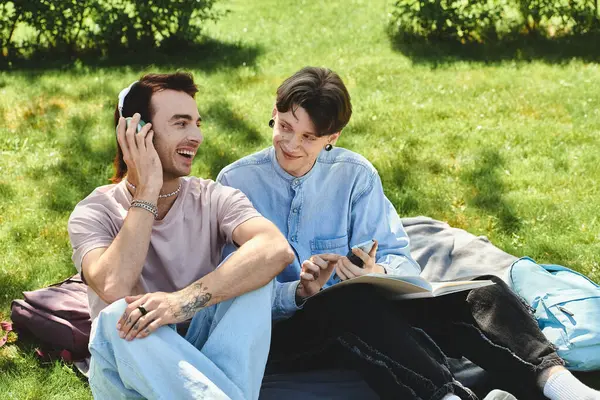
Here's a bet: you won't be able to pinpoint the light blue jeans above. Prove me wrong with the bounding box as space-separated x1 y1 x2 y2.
88 280 274 400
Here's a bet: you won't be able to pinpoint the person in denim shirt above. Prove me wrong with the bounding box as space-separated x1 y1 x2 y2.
220 124 420 321
218 67 600 400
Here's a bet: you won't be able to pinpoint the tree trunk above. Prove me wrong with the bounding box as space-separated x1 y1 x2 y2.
7 13 21 48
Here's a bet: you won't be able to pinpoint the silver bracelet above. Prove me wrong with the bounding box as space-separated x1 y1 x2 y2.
130 200 158 219
132 199 157 208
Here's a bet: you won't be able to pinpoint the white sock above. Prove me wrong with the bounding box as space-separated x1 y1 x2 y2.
441 395 461 400
543 369 600 400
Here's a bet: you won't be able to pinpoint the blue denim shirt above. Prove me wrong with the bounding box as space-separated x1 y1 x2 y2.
217 147 421 320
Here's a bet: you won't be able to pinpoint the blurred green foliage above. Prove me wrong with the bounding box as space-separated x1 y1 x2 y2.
389 0 600 43
0 0 222 59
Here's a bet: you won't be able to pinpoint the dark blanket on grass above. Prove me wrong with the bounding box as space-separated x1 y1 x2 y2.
261 216 519 399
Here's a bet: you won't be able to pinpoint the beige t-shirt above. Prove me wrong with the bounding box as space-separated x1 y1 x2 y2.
67 177 261 319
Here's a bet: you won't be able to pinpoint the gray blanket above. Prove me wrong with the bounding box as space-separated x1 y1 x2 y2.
403 216 517 283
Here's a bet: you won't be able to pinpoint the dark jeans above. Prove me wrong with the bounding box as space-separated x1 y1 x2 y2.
267 276 564 400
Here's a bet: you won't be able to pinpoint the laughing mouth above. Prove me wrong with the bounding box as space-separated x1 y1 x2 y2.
177 149 196 159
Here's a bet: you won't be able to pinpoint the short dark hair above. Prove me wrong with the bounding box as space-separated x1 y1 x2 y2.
111 72 198 183
276 67 352 137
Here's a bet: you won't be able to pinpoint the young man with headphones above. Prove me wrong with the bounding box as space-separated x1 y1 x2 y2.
67 72 294 399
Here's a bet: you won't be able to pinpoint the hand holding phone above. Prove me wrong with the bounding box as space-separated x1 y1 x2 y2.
346 239 376 268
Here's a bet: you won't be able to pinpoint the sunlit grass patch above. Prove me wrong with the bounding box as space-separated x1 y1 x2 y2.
1 0 599 395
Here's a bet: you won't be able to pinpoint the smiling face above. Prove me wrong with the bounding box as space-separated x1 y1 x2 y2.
272 106 339 177
149 89 203 180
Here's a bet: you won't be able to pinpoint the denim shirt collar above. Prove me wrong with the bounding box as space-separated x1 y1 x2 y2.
269 146 321 185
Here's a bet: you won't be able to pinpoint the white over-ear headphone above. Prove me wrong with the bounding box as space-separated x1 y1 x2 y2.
117 81 146 133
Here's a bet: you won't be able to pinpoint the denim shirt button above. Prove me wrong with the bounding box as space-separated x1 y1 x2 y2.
293 179 300 186
293 208 298 213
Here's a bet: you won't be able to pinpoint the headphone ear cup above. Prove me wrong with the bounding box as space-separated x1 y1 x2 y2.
137 119 146 133
125 117 146 133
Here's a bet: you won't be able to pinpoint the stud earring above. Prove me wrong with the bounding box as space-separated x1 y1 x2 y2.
325 144 333 151
268 119 275 128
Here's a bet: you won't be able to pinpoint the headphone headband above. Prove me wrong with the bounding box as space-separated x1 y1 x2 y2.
117 81 138 118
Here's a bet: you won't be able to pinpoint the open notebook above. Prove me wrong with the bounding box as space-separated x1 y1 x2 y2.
313 273 494 300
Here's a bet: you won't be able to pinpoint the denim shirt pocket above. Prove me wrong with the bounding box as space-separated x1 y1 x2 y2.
310 234 349 255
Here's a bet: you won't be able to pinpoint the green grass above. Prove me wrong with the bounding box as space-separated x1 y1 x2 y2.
1 0 600 397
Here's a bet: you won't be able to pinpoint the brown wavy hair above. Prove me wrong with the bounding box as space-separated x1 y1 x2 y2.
276 67 352 137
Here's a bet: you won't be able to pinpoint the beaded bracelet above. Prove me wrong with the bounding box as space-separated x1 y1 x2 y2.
131 200 158 219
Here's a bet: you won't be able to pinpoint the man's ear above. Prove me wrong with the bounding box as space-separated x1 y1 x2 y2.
329 132 341 145
272 107 277 118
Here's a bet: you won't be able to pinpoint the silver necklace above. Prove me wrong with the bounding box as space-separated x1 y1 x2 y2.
126 179 182 199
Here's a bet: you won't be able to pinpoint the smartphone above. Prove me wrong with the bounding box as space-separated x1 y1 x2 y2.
125 117 146 133
346 239 376 268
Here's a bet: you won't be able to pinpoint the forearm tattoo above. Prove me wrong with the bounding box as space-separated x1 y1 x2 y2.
172 281 212 320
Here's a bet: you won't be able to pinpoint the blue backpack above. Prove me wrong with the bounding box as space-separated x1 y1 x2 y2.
509 257 600 371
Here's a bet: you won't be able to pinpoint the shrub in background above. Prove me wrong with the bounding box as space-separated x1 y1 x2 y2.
0 0 221 60
389 0 519 43
519 0 599 35
91 0 221 50
389 0 599 43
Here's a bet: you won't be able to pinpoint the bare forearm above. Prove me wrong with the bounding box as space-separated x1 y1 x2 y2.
170 234 293 320
86 192 158 302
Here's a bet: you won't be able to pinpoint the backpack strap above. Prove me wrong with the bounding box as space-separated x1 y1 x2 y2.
540 264 600 288
49 273 84 287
